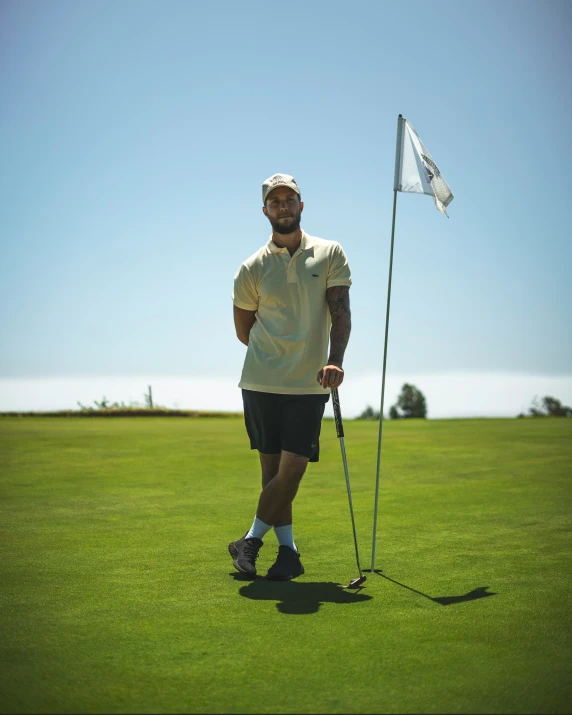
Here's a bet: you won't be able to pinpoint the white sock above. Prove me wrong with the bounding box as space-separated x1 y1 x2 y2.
246 516 272 541
274 524 297 552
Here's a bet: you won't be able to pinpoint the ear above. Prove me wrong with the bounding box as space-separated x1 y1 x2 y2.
299 201 304 213
262 206 268 216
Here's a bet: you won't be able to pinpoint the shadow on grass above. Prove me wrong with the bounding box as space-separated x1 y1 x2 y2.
368 570 497 605
231 574 372 614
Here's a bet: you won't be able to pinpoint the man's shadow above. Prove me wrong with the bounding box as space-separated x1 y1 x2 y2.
369 570 497 605
232 574 372 614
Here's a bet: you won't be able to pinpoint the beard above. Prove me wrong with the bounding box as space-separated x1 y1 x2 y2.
268 211 302 235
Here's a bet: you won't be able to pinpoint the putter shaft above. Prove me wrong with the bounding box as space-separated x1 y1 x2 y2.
332 388 365 583
338 434 363 576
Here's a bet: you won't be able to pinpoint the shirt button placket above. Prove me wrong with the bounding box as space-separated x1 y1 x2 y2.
287 253 298 284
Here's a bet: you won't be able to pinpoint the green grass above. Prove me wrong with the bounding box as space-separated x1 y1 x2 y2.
1 416 571 714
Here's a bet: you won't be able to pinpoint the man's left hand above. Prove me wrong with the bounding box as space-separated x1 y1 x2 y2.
317 364 344 389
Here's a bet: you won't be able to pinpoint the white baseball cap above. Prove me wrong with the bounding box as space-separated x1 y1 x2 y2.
262 173 301 203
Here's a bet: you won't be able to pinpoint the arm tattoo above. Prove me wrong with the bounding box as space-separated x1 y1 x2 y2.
326 286 351 367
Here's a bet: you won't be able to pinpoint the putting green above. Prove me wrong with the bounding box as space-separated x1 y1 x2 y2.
0 416 570 714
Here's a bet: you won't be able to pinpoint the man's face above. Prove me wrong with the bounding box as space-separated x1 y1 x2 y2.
262 187 304 234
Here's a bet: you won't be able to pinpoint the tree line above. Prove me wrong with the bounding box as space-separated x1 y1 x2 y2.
357 383 427 420
357 384 572 420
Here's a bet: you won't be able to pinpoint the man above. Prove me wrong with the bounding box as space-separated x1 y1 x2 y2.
229 173 352 580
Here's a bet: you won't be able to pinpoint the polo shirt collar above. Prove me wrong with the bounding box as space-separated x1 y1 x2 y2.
267 231 311 254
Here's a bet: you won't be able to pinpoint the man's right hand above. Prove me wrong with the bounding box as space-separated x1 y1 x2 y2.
317 364 344 389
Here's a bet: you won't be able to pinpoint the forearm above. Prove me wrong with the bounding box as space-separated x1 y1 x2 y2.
234 306 257 346
237 323 255 346
326 286 351 367
318 286 351 389
328 312 351 366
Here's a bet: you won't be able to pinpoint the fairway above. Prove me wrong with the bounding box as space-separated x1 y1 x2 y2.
1 416 571 714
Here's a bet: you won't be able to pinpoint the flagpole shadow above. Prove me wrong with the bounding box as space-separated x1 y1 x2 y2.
364 569 497 605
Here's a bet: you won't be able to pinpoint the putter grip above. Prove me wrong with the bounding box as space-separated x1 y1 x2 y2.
332 388 344 438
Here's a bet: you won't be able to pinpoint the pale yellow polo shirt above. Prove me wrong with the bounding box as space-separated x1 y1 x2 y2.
233 231 352 394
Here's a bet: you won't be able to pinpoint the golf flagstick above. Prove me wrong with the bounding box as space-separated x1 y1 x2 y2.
371 114 454 573
331 387 366 588
370 175 398 573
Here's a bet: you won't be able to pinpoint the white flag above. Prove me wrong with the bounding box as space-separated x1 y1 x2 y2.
395 117 454 216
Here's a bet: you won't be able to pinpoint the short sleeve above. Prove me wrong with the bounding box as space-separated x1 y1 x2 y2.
326 243 352 289
232 264 259 311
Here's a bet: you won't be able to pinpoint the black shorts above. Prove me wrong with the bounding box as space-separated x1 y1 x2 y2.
242 390 330 462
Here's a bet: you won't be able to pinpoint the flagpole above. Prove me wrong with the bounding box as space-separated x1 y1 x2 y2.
370 114 404 573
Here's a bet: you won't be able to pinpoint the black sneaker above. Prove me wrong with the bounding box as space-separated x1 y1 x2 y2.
228 535 263 577
265 545 304 581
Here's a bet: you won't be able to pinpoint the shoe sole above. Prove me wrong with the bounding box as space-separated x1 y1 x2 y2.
228 541 256 577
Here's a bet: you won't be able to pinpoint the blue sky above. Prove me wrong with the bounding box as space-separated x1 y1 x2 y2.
1 0 571 416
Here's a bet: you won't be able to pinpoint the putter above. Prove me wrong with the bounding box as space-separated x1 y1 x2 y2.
331 387 366 589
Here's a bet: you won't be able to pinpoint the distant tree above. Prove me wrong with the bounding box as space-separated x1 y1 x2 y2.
390 383 427 419
77 401 94 412
526 395 571 418
356 405 380 420
76 393 165 412
144 385 154 409
77 397 128 411
542 396 571 417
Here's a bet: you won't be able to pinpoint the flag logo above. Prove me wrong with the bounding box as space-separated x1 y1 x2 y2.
395 118 453 215
421 154 441 184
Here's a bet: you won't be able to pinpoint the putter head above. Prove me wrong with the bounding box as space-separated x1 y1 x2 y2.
344 575 367 589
